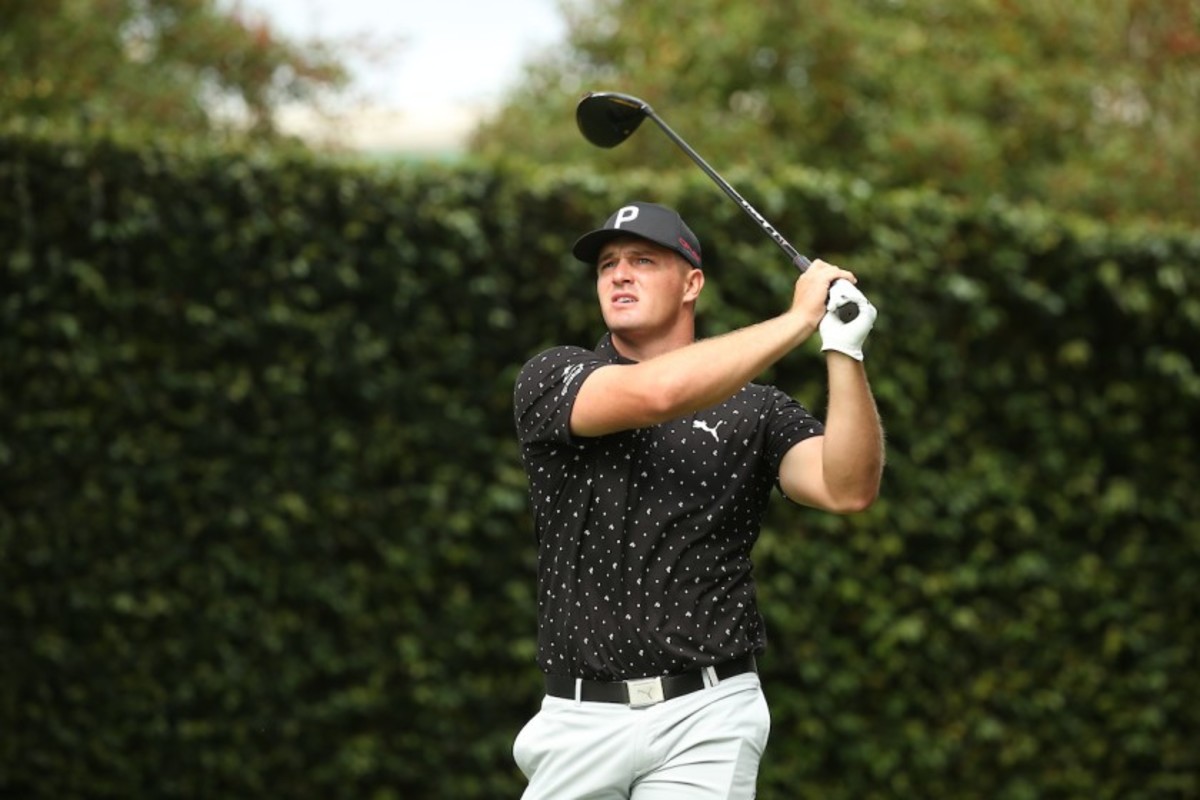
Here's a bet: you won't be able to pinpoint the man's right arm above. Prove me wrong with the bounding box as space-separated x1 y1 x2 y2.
570 260 853 438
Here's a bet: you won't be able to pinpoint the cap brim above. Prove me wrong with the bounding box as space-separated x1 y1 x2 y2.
572 229 701 268
572 228 649 265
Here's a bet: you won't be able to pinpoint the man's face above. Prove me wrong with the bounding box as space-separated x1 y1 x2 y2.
595 236 702 339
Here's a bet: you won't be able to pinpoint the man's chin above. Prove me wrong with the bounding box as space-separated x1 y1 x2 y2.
601 311 642 332
605 319 669 344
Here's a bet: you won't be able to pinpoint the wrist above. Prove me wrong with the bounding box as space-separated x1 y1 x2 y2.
821 342 865 362
781 308 820 347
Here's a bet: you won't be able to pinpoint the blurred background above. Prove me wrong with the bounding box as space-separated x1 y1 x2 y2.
4 0 1198 219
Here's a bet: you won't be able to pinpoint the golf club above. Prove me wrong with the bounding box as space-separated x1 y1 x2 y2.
576 91 859 323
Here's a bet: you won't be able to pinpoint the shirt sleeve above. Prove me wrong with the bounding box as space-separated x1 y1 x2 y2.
513 345 609 448
761 386 825 477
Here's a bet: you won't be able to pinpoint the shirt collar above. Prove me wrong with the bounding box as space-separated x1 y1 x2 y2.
595 332 637 365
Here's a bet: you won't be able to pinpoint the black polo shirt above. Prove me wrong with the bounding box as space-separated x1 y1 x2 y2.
513 333 824 681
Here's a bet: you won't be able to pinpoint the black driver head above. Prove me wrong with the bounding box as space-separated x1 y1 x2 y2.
576 92 650 148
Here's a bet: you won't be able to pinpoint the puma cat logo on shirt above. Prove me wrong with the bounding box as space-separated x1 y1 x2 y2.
692 419 725 442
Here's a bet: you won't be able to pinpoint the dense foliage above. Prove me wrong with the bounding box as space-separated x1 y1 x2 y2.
0 0 347 139
2 131 1198 798
475 0 1200 224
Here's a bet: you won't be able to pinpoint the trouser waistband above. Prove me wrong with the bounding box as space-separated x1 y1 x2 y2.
544 655 757 708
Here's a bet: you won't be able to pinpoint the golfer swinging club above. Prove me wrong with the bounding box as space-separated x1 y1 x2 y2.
512 201 884 798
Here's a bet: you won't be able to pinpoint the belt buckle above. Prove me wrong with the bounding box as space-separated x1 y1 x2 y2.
625 676 665 708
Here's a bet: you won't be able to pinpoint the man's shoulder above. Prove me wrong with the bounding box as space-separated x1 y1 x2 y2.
522 343 594 364
518 344 599 379
733 381 793 407
513 343 611 413
722 382 821 430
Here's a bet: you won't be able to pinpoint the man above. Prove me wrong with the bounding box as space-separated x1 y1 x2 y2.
511 201 883 798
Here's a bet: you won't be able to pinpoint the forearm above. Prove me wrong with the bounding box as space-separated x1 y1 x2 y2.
572 310 817 437
572 259 857 438
637 310 817 421
821 353 884 508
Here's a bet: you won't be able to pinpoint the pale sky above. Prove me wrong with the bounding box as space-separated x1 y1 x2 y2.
235 0 568 152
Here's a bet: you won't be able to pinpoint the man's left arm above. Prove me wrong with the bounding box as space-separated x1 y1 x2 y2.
779 283 884 513
780 355 884 513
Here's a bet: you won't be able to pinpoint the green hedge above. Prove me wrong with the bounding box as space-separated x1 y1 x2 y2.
2 132 1198 799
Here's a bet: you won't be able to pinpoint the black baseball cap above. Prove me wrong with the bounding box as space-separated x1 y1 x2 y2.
572 201 703 269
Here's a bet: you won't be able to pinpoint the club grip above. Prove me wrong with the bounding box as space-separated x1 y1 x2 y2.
835 299 860 323
793 256 861 322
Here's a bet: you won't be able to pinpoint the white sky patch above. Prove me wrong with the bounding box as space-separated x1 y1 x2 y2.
235 0 566 152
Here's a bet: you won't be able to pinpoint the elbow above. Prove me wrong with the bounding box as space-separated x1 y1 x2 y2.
827 485 880 515
825 453 884 515
830 496 878 515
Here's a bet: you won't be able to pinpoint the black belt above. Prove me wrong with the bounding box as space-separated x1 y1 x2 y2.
544 655 757 708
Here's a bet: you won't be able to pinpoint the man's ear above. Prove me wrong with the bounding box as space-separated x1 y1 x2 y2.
683 267 704 303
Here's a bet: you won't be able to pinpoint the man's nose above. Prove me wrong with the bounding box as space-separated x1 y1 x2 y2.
610 258 633 281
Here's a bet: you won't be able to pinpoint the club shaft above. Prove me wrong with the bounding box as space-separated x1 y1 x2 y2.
622 95 858 323
642 107 810 272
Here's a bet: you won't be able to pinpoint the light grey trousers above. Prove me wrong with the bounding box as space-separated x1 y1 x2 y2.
513 672 770 799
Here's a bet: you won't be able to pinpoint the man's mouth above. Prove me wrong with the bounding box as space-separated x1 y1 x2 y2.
613 293 637 305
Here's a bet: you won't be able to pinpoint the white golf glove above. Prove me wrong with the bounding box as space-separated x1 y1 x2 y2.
819 279 877 361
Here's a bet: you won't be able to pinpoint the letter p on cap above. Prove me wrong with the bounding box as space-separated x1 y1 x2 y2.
613 206 639 228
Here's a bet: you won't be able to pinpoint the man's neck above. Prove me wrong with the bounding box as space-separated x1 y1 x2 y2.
609 325 696 362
